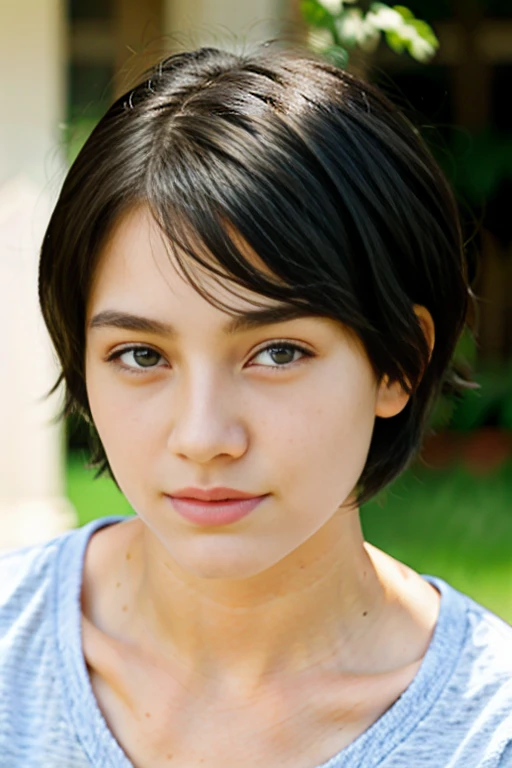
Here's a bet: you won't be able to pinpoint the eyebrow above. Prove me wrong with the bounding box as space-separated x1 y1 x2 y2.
87 304 312 337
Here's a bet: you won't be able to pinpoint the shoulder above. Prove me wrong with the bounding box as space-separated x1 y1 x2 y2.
415 579 512 765
0 532 68 631
0 527 87 687
460 589 512 689
0 519 127 765
376 578 512 767
458 589 512 753
0 531 74 760
0 517 128 641
425 576 512 682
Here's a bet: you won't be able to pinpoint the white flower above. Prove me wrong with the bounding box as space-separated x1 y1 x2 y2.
358 20 381 52
317 0 343 14
366 7 404 32
336 9 380 51
393 23 436 61
366 5 437 61
409 34 435 61
335 8 363 43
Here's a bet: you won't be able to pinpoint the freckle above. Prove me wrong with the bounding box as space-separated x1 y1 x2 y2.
362 611 368 617
122 605 128 612
166 755 173 761
126 552 132 561
116 582 121 588
145 712 151 718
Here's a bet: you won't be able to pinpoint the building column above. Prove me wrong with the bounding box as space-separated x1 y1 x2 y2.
0 0 77 549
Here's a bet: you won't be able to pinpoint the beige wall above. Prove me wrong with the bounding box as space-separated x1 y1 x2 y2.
0 0 66 188
0 0 76 547
164 0 286 50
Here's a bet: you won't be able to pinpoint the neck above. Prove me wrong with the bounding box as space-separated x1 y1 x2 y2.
125 509 390 688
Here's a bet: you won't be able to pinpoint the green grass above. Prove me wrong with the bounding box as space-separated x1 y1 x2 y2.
67 452 134 525
361 462 512 621
66 451 512 622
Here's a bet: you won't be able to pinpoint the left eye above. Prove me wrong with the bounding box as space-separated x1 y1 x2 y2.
250 343 311 368
108 347 166 371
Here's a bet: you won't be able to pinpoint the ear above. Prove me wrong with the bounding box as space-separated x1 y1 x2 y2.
414 305 435 361
374 375 411 419
375 305 435 419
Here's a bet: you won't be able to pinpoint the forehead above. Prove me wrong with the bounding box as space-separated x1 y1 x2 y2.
87 205 278 318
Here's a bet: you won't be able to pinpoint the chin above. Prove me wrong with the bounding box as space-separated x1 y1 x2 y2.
167 538 278 581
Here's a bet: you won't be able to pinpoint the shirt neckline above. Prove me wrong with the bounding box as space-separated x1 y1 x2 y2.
54 516 469 768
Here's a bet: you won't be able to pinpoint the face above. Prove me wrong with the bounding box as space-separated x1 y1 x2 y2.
85 206 405 580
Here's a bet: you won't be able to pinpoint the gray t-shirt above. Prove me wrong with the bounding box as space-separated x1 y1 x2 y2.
1 516 511 767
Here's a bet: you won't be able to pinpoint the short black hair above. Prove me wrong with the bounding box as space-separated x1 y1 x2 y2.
39 42 472 505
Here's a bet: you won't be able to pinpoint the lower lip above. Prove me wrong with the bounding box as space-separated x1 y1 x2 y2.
167 495 268 526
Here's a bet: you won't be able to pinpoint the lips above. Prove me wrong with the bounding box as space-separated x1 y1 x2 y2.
166 493 269 526
170 487 262 502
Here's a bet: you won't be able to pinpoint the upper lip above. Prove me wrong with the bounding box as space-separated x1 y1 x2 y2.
170 487 264 501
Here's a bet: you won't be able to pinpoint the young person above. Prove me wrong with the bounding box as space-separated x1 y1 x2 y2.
1 43 511 767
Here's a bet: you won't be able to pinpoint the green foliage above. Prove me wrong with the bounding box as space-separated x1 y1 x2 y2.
301 0 439 66
450 129 512 205
450 362 512 431
300 0 336 28
430 326 479 432
362 460 512 621
394 5 413 20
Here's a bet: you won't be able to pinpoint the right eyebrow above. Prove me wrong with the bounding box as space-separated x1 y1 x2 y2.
87 304 312 338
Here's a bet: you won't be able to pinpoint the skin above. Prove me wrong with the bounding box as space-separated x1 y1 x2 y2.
82 205 439 767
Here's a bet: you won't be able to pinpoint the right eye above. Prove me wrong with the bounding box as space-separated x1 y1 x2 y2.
107 346 167 374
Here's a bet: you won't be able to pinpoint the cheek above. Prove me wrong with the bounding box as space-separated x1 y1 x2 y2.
85 362 161 477
275 369 377 506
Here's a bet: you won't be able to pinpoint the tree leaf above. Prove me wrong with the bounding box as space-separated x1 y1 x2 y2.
393 5 415 21
385 29 406 54
409 18 439 49
300 0 334 28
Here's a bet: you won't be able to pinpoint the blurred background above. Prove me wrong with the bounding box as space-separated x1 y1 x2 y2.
1 0 511 620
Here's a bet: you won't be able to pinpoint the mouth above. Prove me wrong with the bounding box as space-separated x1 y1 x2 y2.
166 494 269 527
170 486 264 502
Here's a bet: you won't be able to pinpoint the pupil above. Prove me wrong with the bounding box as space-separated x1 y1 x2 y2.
134 349 159 367
271 347 293 364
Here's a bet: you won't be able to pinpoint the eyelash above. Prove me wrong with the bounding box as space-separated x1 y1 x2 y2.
105 341 314 377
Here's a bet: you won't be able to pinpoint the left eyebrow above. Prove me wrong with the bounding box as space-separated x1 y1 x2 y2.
87 304 313 337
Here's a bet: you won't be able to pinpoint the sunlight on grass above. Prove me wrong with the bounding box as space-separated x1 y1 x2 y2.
66 452 133 525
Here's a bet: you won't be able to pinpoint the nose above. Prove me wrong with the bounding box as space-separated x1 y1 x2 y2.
166 367 248 464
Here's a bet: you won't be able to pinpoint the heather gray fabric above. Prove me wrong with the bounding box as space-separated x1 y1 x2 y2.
1 516 511 767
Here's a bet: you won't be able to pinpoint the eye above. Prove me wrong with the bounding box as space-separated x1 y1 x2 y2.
106 345 166 374
249 342 313 370
106 341 314 376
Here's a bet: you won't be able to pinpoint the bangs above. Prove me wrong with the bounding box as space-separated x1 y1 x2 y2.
144 109 368 332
